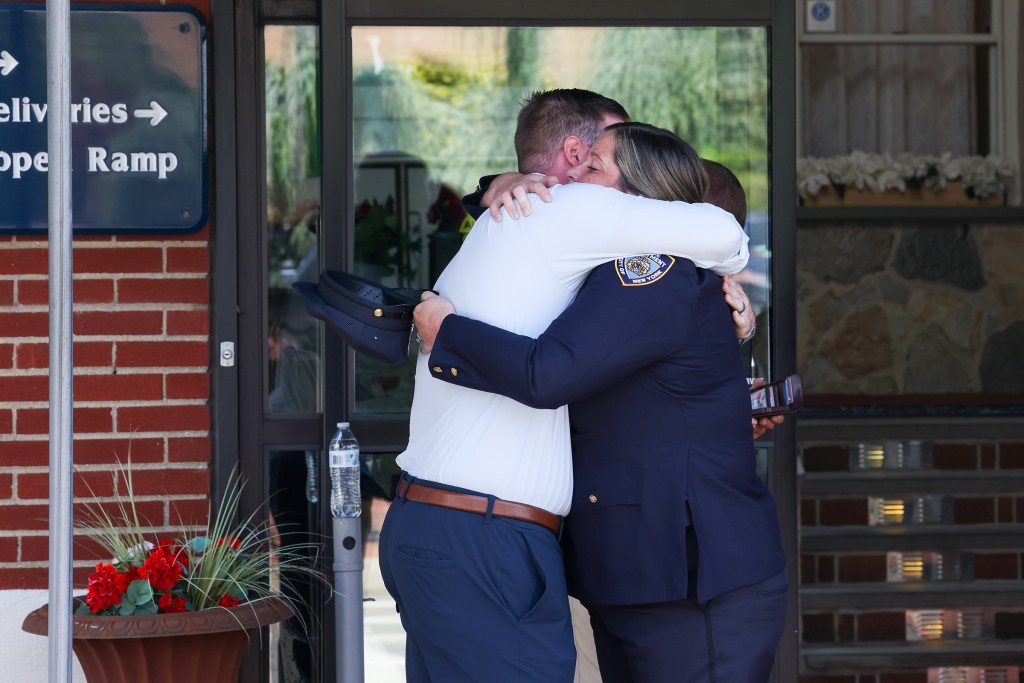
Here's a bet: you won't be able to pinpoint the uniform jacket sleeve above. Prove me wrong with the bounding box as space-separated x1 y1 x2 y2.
426 260 697 409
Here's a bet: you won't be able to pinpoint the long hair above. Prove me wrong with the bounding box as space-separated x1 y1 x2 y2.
605 122 708 204
514 89 629 172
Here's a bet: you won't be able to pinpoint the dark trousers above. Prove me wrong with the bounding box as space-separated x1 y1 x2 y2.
378 474 576 683
584 527 787 683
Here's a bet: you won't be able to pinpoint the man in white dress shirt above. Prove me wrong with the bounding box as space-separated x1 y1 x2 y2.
377 90 749 683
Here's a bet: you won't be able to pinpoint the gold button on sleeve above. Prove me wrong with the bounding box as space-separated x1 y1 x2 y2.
451 368 458 377
432 366 442 373
374 308 383 317
588 494 597 504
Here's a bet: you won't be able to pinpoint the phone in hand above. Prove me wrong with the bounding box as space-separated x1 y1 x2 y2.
751 374 803 417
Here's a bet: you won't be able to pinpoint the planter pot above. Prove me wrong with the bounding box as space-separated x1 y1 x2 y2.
22 598 292 683
802 180 1005 207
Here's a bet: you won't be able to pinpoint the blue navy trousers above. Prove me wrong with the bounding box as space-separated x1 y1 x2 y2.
378 475 576 683
583 526 788 683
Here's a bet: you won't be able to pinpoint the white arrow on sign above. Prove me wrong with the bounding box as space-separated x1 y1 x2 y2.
0 50 18 76
133 101 168 127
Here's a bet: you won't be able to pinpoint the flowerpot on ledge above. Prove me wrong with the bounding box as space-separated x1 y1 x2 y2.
801 180 1005 207
22 597 292 683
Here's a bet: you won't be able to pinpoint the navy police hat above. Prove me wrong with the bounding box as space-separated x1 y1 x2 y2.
292 269 431 364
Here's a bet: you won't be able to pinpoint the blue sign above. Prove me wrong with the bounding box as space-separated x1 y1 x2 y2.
0 6 206 233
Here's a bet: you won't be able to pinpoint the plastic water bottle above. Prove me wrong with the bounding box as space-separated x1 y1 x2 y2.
329 422 361 517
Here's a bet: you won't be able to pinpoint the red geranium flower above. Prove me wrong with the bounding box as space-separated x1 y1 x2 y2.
157 539 189 571
217 595 241 608
137 546 184 591
215 537 242 550
85 563 131 614
157 592 188 614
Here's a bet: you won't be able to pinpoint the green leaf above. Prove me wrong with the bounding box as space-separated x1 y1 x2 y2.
134 599 158 615
125 579 154 607
74 602 93 616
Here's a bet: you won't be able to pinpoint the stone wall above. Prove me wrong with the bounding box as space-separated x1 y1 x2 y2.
796 224 1024 396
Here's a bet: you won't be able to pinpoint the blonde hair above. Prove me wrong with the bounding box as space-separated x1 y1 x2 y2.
605 122 708 204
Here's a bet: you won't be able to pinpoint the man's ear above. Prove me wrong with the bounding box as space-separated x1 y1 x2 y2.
562 135 585 165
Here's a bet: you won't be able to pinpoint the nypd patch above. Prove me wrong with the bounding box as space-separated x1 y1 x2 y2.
615 254 675 286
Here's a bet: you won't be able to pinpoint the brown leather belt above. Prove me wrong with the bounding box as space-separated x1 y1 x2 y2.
397 479 562 536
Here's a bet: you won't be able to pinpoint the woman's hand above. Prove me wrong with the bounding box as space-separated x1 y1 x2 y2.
723 275 755 342
413 291 456 354
482 172 559 222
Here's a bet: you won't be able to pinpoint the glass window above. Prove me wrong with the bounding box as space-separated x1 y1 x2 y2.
265 25 322 415
352 25 773 412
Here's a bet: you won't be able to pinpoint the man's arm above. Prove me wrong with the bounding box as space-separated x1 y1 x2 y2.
421 262 695 410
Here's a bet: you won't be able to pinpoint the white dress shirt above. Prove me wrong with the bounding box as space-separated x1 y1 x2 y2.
397 182 749 515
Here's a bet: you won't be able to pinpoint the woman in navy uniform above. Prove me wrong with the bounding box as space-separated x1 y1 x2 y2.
416 123 787 682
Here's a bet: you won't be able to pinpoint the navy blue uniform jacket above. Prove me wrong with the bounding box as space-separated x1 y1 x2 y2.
427 256 785 606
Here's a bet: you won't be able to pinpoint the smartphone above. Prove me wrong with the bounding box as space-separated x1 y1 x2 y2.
750 374 804 417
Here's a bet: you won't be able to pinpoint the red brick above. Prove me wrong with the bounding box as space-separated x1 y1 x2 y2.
0 343 12 369
18 341 112 368
21 535 49 562
75 247 163 273
18 406 113 434
166 309 209 335
166 247 210 273
0 439 46 466
1001 443 1024 469
880 674 927 683
838 555 887 582
974 552 1019 580
120 467 209 497
0 473 12 498
857 611 905 641
119 278 209 305
801 499 818 526
74 436 164 465
837 614 855 641
0 409 12 434
118 405 209 433
132 224 210 242
168 436 211 463
169 497 210 527
71 534 112 563
933 443 978 470
818 498 867 526
74 310 163 336
954 497 996 524
0 311 48 337
18 278 115 305
817 555 836 583
997 496 1014 523
0 566 48 589
166 372 209 400
117 341 209 368
800 445 849 472
980 444 997 469
75 374 164 402
0 248 47 275
72 565 94 588
0 374 48 401
18 470 116 500
0 504 50 530
74 500 165 528
0 279 12 305
802 613 835 643
0 537 16 562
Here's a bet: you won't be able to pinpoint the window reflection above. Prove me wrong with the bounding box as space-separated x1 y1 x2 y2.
266 25 322 415
352 26 772 412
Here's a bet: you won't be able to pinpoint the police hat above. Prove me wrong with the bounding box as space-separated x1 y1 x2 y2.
292 269 430 364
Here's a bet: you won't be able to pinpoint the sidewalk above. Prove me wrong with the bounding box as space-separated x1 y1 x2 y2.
363 552 405 682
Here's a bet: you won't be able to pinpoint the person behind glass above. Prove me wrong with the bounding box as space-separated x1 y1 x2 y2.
415 128 789 683
377 90 752 683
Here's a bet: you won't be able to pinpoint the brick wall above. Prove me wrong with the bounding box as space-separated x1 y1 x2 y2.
0 231 212 589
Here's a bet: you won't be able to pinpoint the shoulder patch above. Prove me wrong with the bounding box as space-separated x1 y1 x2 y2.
615 254 676 287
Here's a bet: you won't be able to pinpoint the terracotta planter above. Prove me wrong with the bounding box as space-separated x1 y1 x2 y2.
22 598 292 683
802 180 1004 207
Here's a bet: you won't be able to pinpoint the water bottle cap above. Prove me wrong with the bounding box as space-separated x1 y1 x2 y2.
336 422 349 429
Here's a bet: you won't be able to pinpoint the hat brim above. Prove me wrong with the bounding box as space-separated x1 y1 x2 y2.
292 281 414 365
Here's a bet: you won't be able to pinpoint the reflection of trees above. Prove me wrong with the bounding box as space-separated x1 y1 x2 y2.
588 27 769 209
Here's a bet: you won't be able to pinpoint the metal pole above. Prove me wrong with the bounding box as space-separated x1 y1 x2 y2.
45 0 74 681
332 516 364 683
